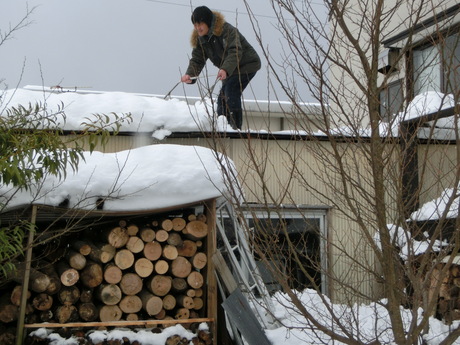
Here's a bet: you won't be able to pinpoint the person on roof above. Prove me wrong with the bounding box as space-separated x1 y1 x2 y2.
181 6 261 130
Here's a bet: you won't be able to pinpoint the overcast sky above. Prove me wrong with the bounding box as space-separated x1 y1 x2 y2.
1 1 324 102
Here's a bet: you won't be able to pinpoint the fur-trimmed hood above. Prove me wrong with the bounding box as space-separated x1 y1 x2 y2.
190 11 225 48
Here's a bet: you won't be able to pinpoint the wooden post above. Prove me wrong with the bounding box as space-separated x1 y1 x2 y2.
16 205 38 345
205 199 218 345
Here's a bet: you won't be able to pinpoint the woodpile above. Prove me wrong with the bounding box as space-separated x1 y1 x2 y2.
0 214 210 338
430 263 460 323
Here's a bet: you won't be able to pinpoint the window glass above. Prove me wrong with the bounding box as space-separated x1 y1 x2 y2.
379 80 403 121
413 45 442 94
443 34 460 94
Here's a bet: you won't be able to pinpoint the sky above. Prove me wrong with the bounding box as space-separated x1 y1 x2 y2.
0 0 325 102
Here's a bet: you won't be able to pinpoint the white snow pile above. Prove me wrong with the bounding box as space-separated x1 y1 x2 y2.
374 224 448 261
410 187 460 221
0 87 239 140
30 323 210 345
0 144 237 212
265 288 458 345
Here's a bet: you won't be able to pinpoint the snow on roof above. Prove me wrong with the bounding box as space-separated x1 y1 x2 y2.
0 144 236 212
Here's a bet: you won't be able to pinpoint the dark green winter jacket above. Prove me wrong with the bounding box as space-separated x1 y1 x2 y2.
185 11 261 78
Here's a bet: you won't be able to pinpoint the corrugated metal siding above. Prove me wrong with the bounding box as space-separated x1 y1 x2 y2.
88 135 454 303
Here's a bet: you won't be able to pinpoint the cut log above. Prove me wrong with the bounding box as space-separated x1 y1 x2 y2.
167 232 184 247
143 241 162 261
162 294 176 311
126 236 145 253
162 245 179 261
155 230 169 242
451 265 460 277
171 256 192 278
126 313 139 321
80 288 94 303
174 307 190 320
193 297 204 310
97 284 122 306
186 289 196 298
183 220 208 240
191 252 207 270
114 249 135 270
119 295 142 314
57 261 79 287
88 242 116 264
134 258 154 278
0 296 18 323
39 263 61 295
65 250 87 270
187 214 197 221
176 240 198 258
58 285 80 305
103 263 123 284
119 273 143 296
154 260 169 275
147 275 172 297
197 214 207 223
104 226 129 248
10 285 30 306
99 305 122 322
177 295 194 309
161 219 174 232
32 293 53 311
55 305 79 323
80 261 103 288
172 278 188 292
139 228 156 242
71 241 92 256
187 271 204 289
78 302 98 322
194 288 203 298
139 290 163 316
118 219 128 228
154 308 167 320
39 310 54 322
126 224 139 236
11 264 50 293
172 218 186 231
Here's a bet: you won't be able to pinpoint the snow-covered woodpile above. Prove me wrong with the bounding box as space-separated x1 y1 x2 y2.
0 211 214 345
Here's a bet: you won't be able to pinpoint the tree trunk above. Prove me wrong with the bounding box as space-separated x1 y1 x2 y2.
114 249 135 270
126 236 144 253
58 286 80 305
134 258 154 278
97 284 122 306
119 273 142 296
78 302 98 321
183 220 208 240
104 226 129 249
147 275 172 297
80 261 103 288
139 290 163 316
88 242 116 264
32 293 53 311
103 263 122 284
65 250 87 270
98 305 122 322
171 256 192 278
143 241 162 261
118 295 142 314
139 228 156 242
57 261 79 287
71 241 92 256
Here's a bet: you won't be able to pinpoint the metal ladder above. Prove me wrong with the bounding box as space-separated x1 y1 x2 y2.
215 201 278 329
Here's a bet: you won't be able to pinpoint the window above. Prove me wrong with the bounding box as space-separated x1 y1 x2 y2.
412 32 460 96
379 80 404 121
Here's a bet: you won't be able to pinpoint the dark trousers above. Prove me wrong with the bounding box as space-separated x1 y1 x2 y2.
217 72 256 129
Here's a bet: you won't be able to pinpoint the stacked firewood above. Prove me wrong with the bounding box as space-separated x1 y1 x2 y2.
432 263 460 323
0 214 209 330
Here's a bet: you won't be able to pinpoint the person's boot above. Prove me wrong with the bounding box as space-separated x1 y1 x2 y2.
229 110 242 130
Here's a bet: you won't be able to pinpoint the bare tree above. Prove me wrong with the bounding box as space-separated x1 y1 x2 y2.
196 1 460 344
